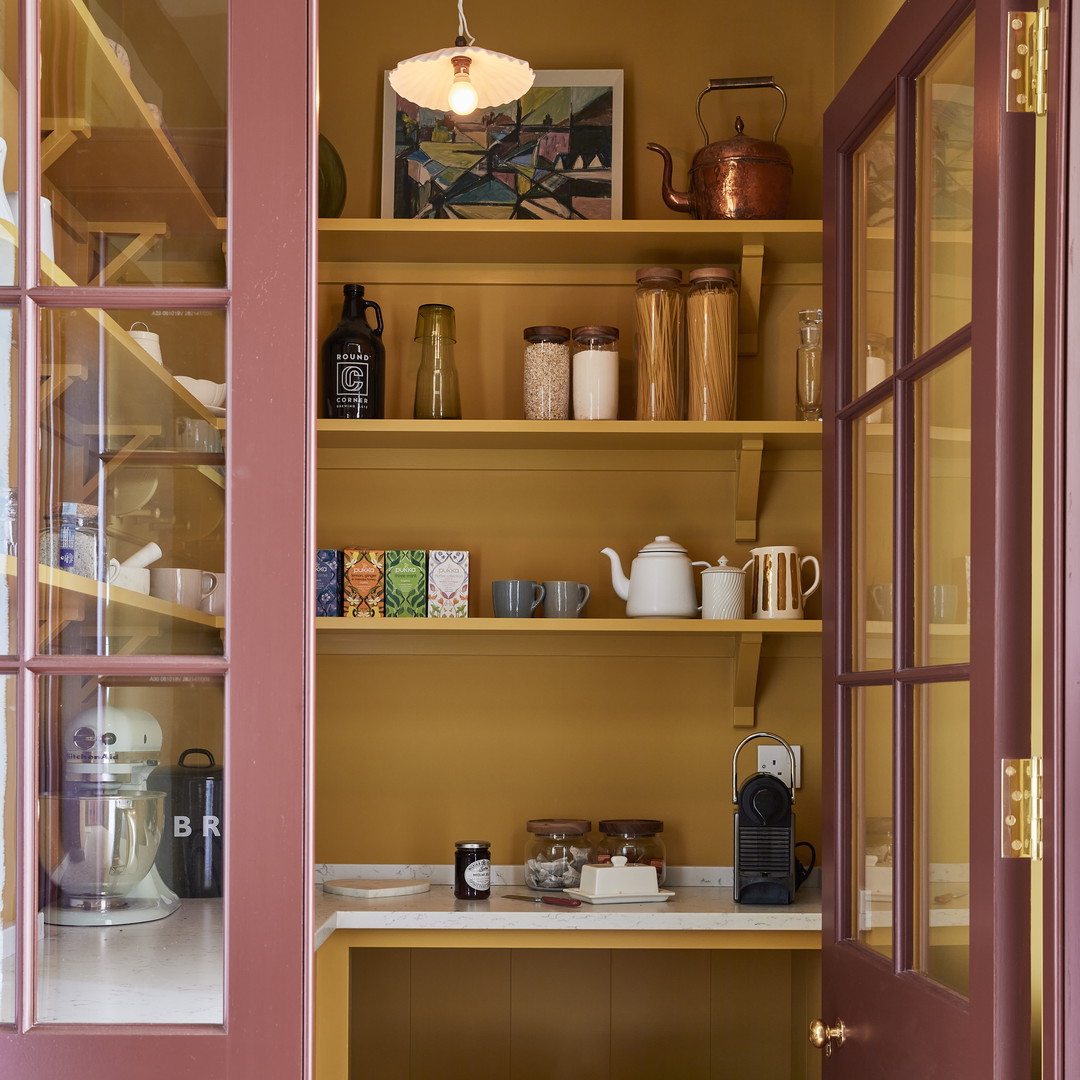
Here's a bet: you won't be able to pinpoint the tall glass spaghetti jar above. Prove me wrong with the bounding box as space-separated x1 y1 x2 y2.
686 267 738 420
633 267 685 420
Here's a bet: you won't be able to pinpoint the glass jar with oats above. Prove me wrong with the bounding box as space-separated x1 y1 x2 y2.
523 325 571 419
687 267 738 420
634 267 685 420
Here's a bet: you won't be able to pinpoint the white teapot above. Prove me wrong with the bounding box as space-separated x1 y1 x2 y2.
601 535 710 618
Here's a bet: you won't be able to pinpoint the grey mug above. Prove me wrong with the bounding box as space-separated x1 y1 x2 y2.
492 579 544 618
542 580 590 618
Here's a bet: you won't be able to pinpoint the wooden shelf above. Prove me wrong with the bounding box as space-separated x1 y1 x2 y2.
316 617 821 636
317 419 820 452
2 557 224 653
318 218 823 267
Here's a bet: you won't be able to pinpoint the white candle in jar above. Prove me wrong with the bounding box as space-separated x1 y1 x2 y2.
573 349 619 419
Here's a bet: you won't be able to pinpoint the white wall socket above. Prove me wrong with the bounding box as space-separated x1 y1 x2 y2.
757 744 802 789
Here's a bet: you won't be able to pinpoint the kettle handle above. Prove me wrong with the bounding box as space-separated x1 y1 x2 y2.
696 77 788 147
179 747 216 768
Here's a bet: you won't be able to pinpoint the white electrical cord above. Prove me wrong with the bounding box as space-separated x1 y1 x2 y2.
456 0 475 44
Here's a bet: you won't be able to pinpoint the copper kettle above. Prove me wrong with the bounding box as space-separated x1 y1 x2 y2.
647 76 793 220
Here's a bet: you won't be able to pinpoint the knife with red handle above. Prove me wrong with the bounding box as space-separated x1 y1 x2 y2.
503 893 582 907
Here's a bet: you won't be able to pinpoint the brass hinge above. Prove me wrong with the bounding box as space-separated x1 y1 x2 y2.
1001 757 1043 860
1007 9 1049 115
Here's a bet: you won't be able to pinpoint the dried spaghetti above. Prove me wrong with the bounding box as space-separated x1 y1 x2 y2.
687 268 738 421
634 268 685 420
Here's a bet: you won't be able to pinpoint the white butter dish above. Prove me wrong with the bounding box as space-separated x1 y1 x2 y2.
578 855 663 897
322 878 430 899
563 887 675 905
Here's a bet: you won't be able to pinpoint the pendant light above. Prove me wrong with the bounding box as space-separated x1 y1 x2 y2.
388 0 534 117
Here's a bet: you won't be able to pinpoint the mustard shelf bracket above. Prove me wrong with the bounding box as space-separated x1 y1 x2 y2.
92 223 168 284
737 239 764 356
40 119 91 172
735 436 764 542
732 631 763 728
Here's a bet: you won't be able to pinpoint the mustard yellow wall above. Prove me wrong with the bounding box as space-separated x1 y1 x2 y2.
318 0 837 223
833 0 907 89
311 0 918 871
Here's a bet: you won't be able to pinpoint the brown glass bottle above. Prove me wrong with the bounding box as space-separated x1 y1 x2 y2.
322 284 386 419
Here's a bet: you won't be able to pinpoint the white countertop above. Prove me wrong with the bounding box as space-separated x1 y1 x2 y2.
313 885 823 950
0 900 223 1025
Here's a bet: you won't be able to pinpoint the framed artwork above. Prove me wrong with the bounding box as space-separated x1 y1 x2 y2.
381 69 624 220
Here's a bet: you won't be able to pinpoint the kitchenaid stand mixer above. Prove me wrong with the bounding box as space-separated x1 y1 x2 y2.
41 704 180 926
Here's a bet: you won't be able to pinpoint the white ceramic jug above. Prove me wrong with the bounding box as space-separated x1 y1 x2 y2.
742 545 820 620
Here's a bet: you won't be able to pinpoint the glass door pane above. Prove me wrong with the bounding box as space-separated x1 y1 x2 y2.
0 674 13 1025
1 0 19 287
913 349 971 666
852 407 895 670
38 307 225 656
852 110 896 398
39 0 227 286
913 680 970 996
914 15 974 355
852 683 894 959
35 674 224 1023
0 307 14 656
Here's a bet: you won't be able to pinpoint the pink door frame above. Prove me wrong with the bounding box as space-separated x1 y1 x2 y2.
0 0 315 1072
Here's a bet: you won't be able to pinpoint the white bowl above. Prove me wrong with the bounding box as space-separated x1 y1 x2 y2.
176 376 226 409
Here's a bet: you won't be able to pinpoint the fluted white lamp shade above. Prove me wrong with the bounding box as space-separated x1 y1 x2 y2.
389 44 535 112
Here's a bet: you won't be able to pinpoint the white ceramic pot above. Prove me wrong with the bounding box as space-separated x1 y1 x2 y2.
701 556 746 620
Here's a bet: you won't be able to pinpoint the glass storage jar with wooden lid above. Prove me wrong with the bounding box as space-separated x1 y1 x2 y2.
524 818 593 890
595 818 667 885
523 326 571 420
686 267 738 420
633 267 685 421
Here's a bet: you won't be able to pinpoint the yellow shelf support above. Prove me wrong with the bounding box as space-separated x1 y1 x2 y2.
737 239 765 356
735 436 764 542
732 631 764 728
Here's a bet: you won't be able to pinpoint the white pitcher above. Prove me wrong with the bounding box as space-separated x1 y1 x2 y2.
742 545 820 620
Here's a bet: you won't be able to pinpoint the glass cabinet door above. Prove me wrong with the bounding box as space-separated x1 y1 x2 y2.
33 0 229 1026
820 0 1035 1067
1 0 310 1067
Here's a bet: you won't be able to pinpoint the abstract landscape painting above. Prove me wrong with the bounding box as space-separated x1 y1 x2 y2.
381 70 623 220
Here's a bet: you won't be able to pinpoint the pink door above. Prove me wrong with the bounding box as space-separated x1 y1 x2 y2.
821 0 1038 1073
0 0 312 1073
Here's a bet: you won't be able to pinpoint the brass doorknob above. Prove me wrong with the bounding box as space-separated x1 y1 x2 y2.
809 1018 846 1056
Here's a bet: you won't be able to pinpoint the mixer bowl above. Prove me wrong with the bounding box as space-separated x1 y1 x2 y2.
40 792 165 908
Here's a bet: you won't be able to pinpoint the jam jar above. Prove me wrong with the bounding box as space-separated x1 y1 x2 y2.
454 840 491 899
595 819 667 885
524 819 592 890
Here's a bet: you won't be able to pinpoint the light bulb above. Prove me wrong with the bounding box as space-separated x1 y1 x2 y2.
448 71 478 115
446 54 478 115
